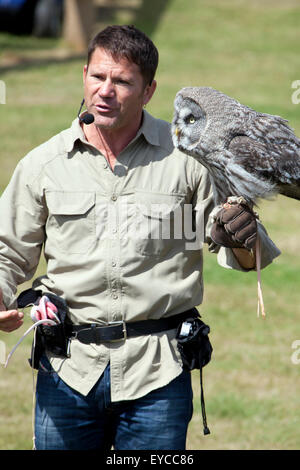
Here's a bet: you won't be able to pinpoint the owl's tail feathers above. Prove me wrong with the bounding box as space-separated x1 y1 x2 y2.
278 183 300 201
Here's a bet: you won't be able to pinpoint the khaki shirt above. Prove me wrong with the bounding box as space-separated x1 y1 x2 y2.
0 111 280 400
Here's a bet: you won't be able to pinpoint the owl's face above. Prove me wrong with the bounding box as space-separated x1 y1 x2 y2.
172 93 207 157
172 87 250 163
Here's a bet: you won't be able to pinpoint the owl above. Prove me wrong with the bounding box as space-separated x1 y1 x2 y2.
172 87 300 206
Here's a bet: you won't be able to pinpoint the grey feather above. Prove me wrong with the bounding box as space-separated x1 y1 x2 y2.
172 87 300 206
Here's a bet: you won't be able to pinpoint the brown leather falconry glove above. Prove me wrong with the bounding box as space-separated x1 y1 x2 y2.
211 201 258 251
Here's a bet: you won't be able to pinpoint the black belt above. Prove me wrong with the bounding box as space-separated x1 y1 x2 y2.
67 308 199 345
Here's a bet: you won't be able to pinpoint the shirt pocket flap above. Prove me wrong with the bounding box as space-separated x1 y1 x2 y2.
135 190 185 219
46 191 95 215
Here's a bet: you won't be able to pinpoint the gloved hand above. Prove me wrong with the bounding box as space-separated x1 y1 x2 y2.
211 201 258 250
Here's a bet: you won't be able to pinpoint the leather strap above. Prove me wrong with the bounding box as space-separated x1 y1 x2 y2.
67 308 199 345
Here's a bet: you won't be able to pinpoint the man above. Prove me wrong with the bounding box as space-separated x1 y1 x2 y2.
0 25 280 450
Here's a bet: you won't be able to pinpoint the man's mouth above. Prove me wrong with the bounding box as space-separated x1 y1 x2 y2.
95 103 115 113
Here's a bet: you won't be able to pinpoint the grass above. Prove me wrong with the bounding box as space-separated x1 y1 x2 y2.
0 0 300 450
0 32 60 58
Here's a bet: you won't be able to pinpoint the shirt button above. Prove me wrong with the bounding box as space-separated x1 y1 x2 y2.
111 261 116 267
111 194 117 201
112 294 118 300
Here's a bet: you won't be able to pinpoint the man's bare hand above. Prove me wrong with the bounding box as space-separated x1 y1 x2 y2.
0 288 23 332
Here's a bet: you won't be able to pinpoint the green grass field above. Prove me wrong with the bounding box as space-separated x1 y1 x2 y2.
0 0 300 450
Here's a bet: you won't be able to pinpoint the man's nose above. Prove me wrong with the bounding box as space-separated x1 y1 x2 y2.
99 79 115 98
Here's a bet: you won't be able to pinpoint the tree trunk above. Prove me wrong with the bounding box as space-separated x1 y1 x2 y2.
63 0 95 53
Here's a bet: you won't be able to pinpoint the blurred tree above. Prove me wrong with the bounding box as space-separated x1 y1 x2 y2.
63 0 95 52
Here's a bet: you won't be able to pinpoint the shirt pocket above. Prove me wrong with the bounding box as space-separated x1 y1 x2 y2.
134 190 186 257
46 191 96 254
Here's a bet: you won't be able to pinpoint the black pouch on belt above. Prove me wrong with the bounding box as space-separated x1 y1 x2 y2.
176 315 213 435
17 288 70 370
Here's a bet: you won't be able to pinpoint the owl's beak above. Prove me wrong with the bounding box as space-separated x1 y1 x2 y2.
175 127 180 138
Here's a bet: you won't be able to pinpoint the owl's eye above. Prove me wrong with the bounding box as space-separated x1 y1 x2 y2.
185 114 196 124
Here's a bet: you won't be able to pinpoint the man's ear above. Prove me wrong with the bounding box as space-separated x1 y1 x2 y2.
143 80 157 106
83 64 88 83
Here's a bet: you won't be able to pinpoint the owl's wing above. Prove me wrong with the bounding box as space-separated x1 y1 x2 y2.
228 135 300 201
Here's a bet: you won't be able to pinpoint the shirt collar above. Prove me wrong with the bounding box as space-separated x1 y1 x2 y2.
60 114 87 153
137 110 160 147
62 109 161 154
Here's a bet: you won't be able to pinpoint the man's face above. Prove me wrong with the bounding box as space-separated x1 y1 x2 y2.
83 48 156 132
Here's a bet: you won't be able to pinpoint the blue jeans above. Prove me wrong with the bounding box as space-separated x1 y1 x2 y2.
35 355 193 450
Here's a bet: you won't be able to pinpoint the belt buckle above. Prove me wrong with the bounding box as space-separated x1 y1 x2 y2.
107 320 127 342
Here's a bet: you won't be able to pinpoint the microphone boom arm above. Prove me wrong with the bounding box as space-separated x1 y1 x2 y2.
77 99 94 125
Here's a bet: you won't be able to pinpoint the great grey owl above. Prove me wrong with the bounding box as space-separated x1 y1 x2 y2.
172 87 300 206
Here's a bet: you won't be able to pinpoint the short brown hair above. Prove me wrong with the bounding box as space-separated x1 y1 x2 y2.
87 25 159 86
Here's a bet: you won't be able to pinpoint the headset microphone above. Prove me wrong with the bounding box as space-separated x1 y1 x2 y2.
77 99 95 125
